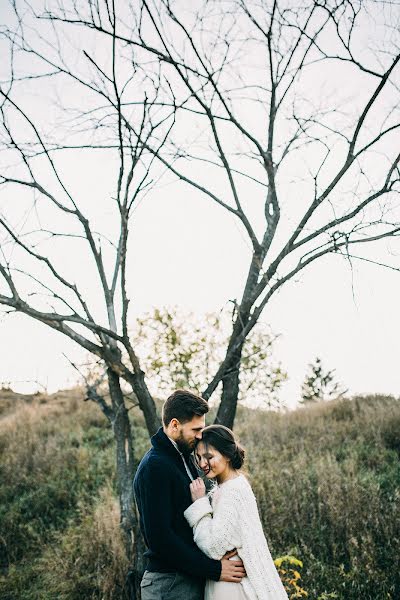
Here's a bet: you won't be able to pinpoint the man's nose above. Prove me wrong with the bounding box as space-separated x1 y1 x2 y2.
195 431 202 440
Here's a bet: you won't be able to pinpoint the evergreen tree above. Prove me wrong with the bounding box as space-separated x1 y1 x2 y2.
301 357 347 404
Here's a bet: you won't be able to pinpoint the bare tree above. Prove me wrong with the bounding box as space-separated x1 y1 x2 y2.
0 1 170 591
0 0 400 587
35 0 400 427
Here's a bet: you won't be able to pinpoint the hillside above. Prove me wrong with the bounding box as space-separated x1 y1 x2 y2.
0 389 399 599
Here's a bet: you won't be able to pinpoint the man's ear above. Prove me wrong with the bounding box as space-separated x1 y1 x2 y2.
169 417 180 431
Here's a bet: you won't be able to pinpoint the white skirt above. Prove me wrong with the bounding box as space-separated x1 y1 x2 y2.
205 555 251 600
205 579 249 600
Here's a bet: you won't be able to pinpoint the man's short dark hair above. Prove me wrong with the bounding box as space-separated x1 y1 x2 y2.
162 389 209 426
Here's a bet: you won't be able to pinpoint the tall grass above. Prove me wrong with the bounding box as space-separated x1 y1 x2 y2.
237 395 400 599
0 390 399 599
0 390 127 599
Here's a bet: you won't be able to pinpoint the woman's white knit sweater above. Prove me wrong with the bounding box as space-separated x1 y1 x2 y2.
184 474 289 600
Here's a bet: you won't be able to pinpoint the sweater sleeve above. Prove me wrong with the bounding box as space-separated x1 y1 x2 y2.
135 459 221 581
184 488 242 560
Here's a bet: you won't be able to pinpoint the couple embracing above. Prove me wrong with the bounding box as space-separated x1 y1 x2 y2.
134 390 289 600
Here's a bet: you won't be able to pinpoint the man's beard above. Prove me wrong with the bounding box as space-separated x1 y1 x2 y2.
175 432 195 455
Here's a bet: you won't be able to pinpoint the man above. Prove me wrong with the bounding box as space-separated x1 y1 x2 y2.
134 389 246 599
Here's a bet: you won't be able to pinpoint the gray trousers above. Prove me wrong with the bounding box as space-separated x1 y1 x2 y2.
140 570 204 600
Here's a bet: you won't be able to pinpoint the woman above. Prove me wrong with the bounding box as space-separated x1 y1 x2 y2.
184 425 289 600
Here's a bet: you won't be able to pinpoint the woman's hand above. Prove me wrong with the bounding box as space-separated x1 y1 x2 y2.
190 477 206 502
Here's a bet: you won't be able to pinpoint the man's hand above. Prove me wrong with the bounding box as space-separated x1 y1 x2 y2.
220 550 246 583
189 477 206 502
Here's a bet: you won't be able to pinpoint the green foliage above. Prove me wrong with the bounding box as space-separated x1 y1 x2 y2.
381 412 400 455
301 357 347 404
132 306 287 409
2 488 129 600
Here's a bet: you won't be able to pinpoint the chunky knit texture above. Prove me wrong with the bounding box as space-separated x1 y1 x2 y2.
184 474 289 600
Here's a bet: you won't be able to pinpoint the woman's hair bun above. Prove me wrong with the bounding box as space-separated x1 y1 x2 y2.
231 443 245 469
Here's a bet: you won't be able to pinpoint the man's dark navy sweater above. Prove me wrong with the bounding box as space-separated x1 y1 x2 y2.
133 428 221 581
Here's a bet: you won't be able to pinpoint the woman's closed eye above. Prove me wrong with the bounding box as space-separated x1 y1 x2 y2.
197 453 214 461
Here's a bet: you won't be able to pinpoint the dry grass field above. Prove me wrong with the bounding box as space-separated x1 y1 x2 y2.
0 388 399 599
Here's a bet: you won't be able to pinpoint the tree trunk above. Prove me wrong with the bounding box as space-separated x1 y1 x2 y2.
107 368 143 599
132 517 147 598
215 344 243 429
127 370 161 436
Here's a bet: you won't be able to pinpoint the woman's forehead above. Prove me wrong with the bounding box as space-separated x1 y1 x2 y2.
197 441 215 454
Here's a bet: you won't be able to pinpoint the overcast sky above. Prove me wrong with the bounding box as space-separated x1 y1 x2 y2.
1 174 399 408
